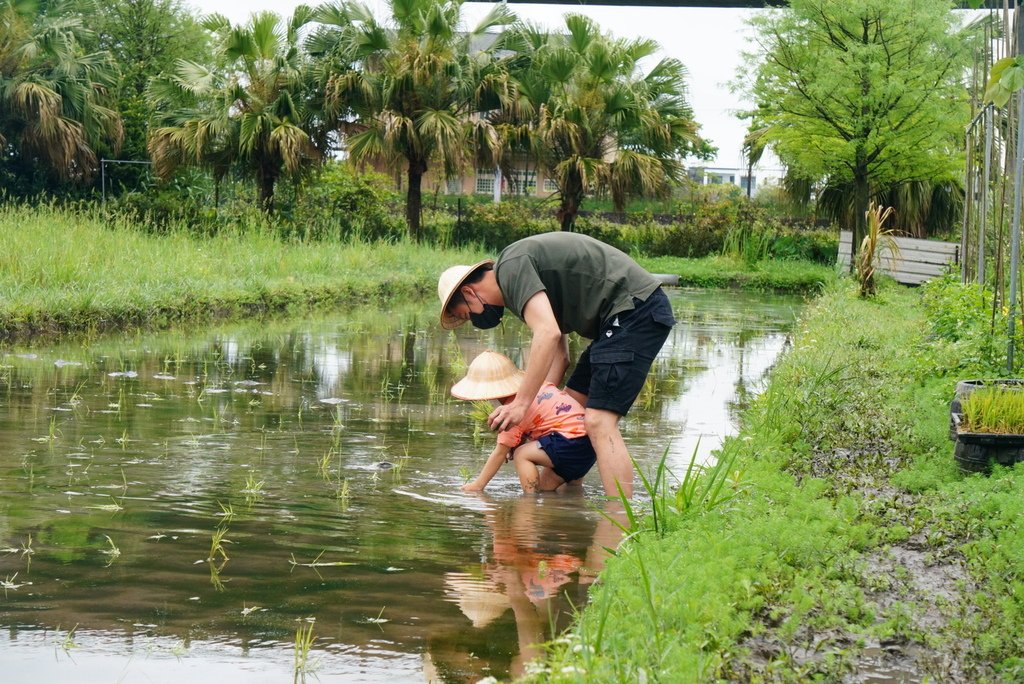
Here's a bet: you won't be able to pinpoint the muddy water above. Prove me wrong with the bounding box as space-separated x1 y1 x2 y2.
0 288 800 683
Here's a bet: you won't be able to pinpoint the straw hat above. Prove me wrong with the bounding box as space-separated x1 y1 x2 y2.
443 572 510 628
437 259 495 330
451 351 524 401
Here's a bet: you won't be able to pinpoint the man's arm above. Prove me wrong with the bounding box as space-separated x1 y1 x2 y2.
544 334 571 387
488 290 562 433
461 442 513 492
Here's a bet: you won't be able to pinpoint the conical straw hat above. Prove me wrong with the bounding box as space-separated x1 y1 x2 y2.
444 572 510 628
451 351 524 401
437 259 494 330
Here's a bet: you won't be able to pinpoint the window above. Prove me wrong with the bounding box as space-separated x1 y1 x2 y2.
507 169 537 195
543 177 559 193
475 171 494 195
446 178 462 194
740 176 756 193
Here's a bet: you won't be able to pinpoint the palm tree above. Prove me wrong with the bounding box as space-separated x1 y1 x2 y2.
307 0 517 240
148 9 322 213
0 0 123 184
741 122 770 200
504 15 707 230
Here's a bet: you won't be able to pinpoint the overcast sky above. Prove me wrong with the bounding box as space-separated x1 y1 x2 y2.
185 1 775 169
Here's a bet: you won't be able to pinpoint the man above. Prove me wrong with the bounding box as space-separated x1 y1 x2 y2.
438 232 675 497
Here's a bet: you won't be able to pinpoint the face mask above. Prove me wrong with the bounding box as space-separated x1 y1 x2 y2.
466 288 504 329
470 303 504 329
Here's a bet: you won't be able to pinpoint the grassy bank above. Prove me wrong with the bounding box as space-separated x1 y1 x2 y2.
0 205 832 340
533 279 1024 682
642 254 835 293
0 204 485 339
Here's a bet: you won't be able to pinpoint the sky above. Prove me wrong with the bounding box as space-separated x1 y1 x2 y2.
185 1 774 169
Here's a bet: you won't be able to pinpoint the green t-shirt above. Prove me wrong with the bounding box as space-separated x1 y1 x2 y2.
494 233 660 339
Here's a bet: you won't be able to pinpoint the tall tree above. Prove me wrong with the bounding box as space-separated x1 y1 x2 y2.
307 0 517 240
93 0 210 190
148 9 321 213
742 0 969 254
0 0 122 188
504 16 710 230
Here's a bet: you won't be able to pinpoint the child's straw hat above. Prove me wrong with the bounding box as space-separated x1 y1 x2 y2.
451 351 524 400
443 572 510 628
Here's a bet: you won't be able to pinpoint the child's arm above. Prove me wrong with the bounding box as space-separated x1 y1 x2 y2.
461 442 513 492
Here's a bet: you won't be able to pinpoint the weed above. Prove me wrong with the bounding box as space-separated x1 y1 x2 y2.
856 203 900 298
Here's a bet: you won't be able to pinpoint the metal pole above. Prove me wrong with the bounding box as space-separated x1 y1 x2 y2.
980 104 993 287
101 159 106 208
1008 89 1024 373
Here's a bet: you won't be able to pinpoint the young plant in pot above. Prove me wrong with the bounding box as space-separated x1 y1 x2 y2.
953 385 1024 473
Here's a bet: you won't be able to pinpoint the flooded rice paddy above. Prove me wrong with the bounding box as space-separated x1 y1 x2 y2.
0 288 801 683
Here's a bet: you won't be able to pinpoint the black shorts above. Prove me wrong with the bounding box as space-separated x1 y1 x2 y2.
538 432 597 482
566 288 675 416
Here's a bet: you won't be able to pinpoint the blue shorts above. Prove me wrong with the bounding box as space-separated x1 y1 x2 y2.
566 288 675 416
538 432 596 483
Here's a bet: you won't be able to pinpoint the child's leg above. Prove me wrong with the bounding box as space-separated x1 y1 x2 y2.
513 441 565 493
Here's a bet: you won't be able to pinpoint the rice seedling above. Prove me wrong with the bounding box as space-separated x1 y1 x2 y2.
241 603 262 618
216 501 235 524
1 572 32 597
55 623 78 652
101 535 121 564
293 620 318 680
0 534 33 558
363 606 388 628
288 550 356 572
335 478 351 508
88 497 125 513
317 449 336 481
209 559 228 592
208 527 232 562
67 380 88 407
960 386 1024 433
241 472 265 496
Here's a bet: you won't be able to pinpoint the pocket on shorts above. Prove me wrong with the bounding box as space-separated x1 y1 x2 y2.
591 350 635 386
590 350 635 365
648 294 676 328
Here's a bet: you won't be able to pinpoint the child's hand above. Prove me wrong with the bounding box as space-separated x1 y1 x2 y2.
461 482 485 492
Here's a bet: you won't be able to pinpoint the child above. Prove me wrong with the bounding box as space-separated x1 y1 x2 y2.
452 351 596 493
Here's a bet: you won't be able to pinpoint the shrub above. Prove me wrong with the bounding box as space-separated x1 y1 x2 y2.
285 163 404 241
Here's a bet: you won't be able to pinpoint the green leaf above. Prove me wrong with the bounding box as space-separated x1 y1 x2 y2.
1003 65 1024 94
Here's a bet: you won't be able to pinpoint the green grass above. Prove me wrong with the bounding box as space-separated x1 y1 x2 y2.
638 254 836 293
0 205 830 339
531 279 1024 682
0 203 485 339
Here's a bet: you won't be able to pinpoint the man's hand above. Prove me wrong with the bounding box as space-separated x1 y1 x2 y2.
488 399 527 433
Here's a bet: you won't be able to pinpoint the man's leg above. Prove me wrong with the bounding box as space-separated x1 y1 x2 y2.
585 408 631 498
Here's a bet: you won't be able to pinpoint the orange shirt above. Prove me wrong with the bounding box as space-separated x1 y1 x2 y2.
497 383 587 448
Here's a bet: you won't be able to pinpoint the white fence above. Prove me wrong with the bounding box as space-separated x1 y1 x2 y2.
837 230 959 285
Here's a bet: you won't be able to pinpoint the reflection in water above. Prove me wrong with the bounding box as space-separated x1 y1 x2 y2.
0 289 800 683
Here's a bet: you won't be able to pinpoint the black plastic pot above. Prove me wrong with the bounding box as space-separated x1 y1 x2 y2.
953 427 1024 473
949 379 1024 441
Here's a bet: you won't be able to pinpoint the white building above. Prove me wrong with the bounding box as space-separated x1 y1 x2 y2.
688 165 785 196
